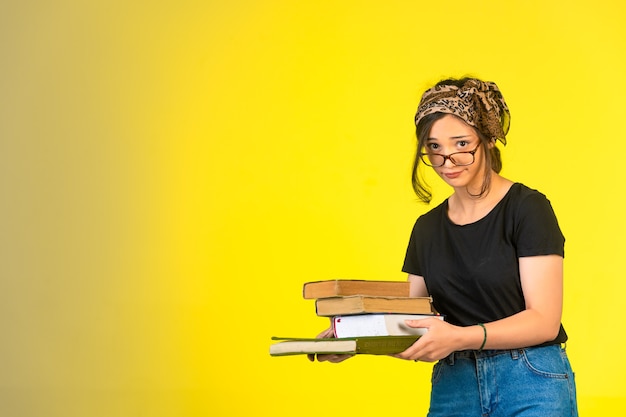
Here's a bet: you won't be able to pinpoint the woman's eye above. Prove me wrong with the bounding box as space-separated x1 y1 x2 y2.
457 140 469 148
427 143 439 151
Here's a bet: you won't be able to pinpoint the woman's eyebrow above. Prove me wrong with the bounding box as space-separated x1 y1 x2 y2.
427 134 472 141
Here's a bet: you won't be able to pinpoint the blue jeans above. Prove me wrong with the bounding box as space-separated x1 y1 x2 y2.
428 345 578 417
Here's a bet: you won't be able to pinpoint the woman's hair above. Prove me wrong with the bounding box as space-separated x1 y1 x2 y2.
411 77 505 203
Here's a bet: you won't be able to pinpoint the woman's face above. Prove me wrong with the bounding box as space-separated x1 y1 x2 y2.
424 114 486 191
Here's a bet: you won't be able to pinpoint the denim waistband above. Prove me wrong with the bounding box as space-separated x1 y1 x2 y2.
443 344 563 365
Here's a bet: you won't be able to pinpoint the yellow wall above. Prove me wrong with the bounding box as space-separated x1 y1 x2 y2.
1 0 624 415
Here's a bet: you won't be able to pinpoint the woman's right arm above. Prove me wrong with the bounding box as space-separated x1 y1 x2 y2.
308 327 354 363
408 274 429 297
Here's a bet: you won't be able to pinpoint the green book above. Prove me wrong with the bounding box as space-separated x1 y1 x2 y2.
269 335 420 356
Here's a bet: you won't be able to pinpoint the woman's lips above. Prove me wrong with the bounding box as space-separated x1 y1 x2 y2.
443 171 462 179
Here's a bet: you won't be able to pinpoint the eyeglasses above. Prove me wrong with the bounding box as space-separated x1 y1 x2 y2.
419 145 480 167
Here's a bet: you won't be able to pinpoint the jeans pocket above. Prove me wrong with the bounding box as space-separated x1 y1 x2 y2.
431 360 444 384
520 346 569 379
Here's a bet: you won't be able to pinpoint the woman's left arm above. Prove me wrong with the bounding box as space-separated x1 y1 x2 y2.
480 254 563 348
396 254 563 361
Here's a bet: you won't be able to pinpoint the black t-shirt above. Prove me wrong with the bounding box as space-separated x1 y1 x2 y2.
402 183 567 345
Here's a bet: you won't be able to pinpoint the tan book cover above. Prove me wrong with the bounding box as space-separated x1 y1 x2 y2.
303 279 410 299
315 295 433 316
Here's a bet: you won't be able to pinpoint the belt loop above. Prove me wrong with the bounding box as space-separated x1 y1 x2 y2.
511 349 520 360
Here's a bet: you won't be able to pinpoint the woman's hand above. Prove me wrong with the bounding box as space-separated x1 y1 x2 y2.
393 317 463 362
307 327 354 363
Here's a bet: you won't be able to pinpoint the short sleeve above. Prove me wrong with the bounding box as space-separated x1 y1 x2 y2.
514 191 565 258
401 202 446 276
402 219 422 275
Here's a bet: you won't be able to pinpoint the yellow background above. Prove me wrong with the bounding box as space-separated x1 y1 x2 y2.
1 0 624 415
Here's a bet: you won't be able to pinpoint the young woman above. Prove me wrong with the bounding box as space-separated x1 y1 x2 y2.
315 77 579 417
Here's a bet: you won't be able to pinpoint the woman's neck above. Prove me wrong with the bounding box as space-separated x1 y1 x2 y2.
447 174 513 225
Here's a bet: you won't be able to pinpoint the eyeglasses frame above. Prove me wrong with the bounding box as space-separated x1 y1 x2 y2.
419 145 481 168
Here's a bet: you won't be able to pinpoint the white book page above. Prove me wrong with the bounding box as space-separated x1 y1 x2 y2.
334 314 438 337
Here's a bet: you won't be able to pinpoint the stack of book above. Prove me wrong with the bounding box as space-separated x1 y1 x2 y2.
269 279 441 357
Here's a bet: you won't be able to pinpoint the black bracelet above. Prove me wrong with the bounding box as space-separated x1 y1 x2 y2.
477 323 487 351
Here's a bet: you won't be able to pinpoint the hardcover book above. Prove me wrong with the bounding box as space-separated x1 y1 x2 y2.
302 279 410 299
269 335 420 356
315 295 433 316
333 313 443 338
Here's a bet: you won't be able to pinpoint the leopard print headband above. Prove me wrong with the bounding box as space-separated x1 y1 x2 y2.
414 78 510 145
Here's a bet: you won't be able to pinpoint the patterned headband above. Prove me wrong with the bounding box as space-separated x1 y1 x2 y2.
414 79 510 145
